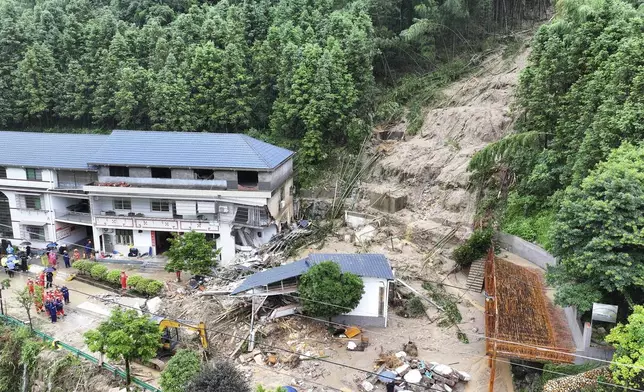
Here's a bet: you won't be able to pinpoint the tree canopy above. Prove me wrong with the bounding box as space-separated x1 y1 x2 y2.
165 231 218 277
298 261 364 318
160 349 201 392
0 0 546 172
546 143 644 311
606 305 644 388
186 360 250 392
84 308 161 386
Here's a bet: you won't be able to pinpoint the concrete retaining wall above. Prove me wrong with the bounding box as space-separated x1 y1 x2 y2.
496 232 556 270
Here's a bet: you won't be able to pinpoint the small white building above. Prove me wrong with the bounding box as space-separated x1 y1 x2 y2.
231 253 395 327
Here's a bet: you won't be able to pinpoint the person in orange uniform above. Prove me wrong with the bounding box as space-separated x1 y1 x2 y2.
120 271 128 291
37 272 45 288
27 278 35 295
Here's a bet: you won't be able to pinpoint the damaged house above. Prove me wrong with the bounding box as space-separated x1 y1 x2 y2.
0 130 294 265
231 253 395 327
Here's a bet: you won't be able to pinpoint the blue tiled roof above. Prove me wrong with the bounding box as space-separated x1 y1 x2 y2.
0 131 108 170
231 253 394 295
90 130 294 170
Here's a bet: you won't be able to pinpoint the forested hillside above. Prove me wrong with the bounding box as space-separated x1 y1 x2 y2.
0 0 545 175
470 0 643 311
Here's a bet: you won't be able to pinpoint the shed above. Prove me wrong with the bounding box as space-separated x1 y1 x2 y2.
231 253 395 327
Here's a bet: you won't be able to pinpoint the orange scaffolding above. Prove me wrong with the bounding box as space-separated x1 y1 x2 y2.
485 247 575 391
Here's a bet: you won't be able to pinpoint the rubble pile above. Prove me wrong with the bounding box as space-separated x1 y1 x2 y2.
364 343 470 392
541 368 609 392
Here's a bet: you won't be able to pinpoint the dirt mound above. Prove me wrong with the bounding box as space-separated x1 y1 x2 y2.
365 44 531 241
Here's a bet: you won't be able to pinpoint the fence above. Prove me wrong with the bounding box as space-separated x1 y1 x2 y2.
0 314 161 392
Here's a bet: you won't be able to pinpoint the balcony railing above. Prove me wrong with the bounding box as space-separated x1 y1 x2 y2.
55 210 92 225
93 214 220 233
95 176 228 190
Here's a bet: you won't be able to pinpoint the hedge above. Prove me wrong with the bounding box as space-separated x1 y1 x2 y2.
72 261 164 296
105 270 121 285
90 264 108 280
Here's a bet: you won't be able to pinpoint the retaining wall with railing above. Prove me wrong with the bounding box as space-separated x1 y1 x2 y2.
0 314 161 392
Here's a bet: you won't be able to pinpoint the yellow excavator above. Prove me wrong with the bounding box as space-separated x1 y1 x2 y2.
146 316 209 370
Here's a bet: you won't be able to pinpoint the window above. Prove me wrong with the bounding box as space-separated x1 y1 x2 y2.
151 167 171 179
237 171 258 188
26 226 45 241
113 198 131 210
0 167 6 179
115 229 133 245
109 166 129 177
151 200 170 212
25 168 42 181
24 195 41 210
194 169 215 180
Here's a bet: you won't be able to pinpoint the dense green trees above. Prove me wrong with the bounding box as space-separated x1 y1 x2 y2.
547 144 644 311
469 0 644 310
0 0 540 165
606 305 644 388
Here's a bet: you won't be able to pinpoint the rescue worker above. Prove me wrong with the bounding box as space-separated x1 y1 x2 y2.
54 289 65 317
63 251 71 268
34 292 44 313
120 271 128 290
48 250 57 268
27 278 34 295
72 248 81 262
47 300 57 323
61 285 70 304
37 272 45 287
45 270 54 288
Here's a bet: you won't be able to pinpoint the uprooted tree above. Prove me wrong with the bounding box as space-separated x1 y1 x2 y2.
165 231 219 281
84 308 161 388
298 261 364 318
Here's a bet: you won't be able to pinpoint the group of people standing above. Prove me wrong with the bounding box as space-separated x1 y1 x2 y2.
28 275 70 323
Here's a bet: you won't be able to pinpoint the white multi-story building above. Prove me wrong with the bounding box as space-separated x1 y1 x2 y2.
0 130 295 265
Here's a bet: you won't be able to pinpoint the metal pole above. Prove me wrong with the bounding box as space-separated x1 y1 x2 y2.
0 288 4 315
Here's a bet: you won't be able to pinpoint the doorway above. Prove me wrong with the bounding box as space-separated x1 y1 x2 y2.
0 191 13 238
101 233 114 253
155 231 174 254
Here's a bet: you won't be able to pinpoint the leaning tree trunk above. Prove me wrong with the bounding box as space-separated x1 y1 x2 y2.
125 358 131 390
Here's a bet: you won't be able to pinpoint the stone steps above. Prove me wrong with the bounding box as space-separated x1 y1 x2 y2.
466 259 485 292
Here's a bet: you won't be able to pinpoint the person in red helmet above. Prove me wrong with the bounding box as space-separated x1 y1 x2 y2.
120 271 128 291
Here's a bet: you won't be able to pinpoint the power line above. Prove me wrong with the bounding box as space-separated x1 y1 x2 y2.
1 278 431 389
457 351 644 392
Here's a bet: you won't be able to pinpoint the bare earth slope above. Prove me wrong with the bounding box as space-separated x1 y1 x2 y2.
365 45 530 243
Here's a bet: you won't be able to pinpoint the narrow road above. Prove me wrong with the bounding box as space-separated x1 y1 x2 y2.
1 268 161 385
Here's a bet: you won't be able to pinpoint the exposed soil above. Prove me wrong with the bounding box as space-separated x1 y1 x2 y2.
363 40 532 243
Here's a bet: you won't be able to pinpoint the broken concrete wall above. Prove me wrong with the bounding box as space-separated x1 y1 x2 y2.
368 191 407 213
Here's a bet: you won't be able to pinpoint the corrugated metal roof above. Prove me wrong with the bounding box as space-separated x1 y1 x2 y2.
231 253 394 295
0 131 108 170
90 130 295 170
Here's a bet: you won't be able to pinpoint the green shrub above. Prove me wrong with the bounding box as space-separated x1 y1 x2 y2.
405 296 426 318
452 229 493 267
72 260 87 272
105 270 121 285
135 278 153 294
90 264 108 280
126 275 142 288
146 280 164 296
